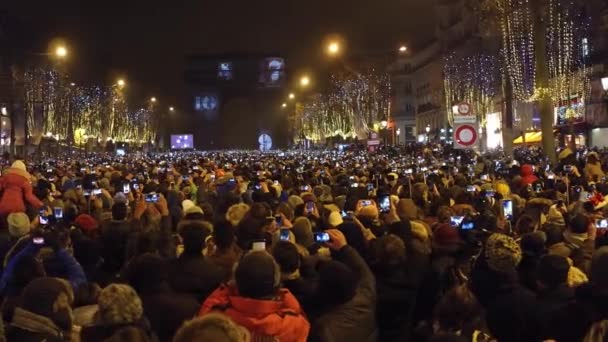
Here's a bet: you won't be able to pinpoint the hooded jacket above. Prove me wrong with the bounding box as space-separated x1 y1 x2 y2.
0 165 43 216
520 164 538 186
199 285 310 342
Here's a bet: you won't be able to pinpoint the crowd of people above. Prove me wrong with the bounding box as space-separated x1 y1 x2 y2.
0 144 606 341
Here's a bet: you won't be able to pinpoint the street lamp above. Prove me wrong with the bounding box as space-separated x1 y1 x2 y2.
169 106 175 112
150 97 157 103
55 46 68 58
327 42 340 56
398 45 408 53
425 125 431 134
117 79 126 88
380 118 388 129
288 93 295 100
282 103 287 108
300 76 310 87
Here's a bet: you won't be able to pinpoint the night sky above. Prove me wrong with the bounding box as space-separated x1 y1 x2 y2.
2 0 435 108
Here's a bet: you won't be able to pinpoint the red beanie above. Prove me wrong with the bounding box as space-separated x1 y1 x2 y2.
434 223 461 247
74 214 99 234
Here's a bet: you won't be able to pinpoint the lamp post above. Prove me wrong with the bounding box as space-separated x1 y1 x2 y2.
425 125 431 143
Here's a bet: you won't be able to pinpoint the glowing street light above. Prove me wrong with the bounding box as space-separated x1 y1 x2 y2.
55 46 68 58
398 45 408 53
380 117 388 129
169 106 175 112
327 42 340 56
288 93 295 100
282 103 287 108
300 76 310 87
70 82 76 87
117 79 126 88
150 97 157 103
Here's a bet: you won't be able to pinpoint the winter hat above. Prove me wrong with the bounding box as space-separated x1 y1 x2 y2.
359 205 379 220
98 284 143 325
520 231 547 256
113 192 128 204
568 265 588 288
292 217 314 247
559 147 574 160
185 205 204 216
485 233 522 273
433 224 461 247
328 211 344 228
7 212 31 238
182 200 195 212
235 251 280 299
11 160 26 172
98 178 110 190
74 214 99 234
494 182 510 198
287 195 304 210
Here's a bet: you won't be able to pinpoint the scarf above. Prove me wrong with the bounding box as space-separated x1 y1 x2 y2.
11 307 65 339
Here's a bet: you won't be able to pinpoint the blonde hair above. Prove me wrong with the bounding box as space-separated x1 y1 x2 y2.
98 284 143 325
226 203 250 227
173 313 248 342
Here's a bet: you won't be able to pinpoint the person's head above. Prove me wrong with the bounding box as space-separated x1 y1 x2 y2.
20 277 74 331
97 284 143 325
212 220 236 251
434 284 481 332
515 215 538 236
397 198 421 221
272 241 301 276
317 259 357 308
537 254 569 290
225 203 250 227
112 202 129 221
436 206 454 224
173 314 249 342
484 233 522 274
236 216 265 251
124 253 168 295
569 214 590 234
234 251 280 299
7 212 31 238
179 221 212 256
369 234 406 268
292 217 314 247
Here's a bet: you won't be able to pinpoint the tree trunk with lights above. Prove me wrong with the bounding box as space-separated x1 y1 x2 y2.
533 0 557 164
502 74 514 159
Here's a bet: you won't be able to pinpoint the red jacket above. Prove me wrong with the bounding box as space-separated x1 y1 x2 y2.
199 285 310 342
0 168 43 216
520 164 538 187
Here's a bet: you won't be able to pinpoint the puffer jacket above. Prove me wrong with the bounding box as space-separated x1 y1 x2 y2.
199 285 310 342
0 168 43 216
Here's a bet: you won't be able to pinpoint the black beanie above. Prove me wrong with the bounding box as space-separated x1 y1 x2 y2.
318 260 357 306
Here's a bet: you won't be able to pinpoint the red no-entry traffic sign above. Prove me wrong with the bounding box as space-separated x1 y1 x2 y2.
454 124 477 149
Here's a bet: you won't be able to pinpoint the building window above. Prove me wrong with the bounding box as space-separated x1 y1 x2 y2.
218 62 233 80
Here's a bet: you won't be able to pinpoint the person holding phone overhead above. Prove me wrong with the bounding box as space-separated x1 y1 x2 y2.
0 160 44 217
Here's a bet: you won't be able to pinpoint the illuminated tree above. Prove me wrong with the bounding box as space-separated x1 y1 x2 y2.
300 68 390 142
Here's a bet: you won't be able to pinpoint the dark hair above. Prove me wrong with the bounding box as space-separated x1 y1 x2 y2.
179 222 211 255
538 254 569 289
73 282 101 307
434 285 481 332
272 241 300 274
212 221 236 251
569 214 589 234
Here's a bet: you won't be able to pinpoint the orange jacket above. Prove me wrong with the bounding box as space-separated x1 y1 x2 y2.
0 168 43 216
199 285 310 342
